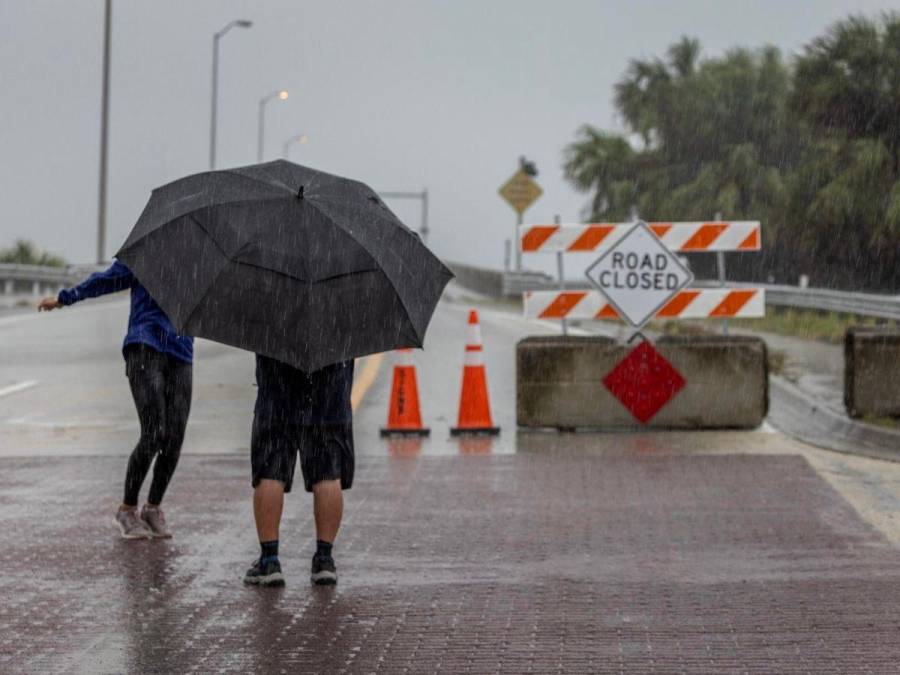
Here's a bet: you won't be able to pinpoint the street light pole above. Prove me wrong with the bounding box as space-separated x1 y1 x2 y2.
257 90 289 163
421 188 429 243
96 0 111 264
281 134 308 159
209 19 252 170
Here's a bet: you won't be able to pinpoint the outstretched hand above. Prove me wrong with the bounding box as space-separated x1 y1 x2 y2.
38 296 62 312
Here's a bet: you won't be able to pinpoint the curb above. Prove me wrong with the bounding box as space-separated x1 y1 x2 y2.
768 374 900 463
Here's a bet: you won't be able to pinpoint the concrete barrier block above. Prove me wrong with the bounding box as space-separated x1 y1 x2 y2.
844 327 900 418
517 335 768 430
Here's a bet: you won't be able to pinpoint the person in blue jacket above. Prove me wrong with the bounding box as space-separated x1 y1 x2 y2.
39 260 193 540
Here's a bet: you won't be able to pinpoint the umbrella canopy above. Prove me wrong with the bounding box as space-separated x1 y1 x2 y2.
116 160 453 371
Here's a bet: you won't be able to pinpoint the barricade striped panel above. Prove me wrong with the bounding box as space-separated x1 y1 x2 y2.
523 289 765 320
519 222 761 253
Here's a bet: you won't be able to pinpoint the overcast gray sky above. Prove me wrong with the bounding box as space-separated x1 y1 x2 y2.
1 0 895 268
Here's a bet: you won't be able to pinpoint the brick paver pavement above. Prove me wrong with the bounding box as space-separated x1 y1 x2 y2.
1 450 899 673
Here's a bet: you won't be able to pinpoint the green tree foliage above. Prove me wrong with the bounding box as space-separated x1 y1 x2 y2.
0 240 67 267
788 14 900 288
564 14 900 290
563 127 636 220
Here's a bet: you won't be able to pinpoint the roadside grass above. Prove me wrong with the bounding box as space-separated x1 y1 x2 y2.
655 309 899 345
730 309 898 344
861 415 900 431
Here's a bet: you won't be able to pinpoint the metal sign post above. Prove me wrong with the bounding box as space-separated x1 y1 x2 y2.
554 214 567 335
714 212 729 336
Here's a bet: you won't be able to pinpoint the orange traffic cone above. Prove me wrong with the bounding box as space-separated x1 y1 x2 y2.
451 310 500 436
380 349 430 437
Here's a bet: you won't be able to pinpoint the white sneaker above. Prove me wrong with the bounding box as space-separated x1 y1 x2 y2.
140 505 172 539
115 508 153 539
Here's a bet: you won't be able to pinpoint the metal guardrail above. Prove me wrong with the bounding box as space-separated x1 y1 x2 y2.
445 262 555 298
748 283 900 321
502 270 556 296
446 261 900 321
0 263 105 296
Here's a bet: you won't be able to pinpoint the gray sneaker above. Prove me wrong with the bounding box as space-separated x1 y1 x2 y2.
115 508 153 539
140 505 172 539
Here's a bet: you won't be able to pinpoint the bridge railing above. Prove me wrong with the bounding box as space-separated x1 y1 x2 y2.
0 263 106 297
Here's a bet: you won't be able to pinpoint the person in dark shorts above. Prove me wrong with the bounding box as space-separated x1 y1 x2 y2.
243 355 354 587
39 260 193 539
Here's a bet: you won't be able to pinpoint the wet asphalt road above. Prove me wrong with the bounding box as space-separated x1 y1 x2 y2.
2 288 900 673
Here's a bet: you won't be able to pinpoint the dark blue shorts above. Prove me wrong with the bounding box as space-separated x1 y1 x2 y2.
250 356 355 493
251 423 354 493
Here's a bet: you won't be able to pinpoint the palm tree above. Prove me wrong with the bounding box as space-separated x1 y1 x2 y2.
793 13 900 156
790 13 900 288
563 127 636 220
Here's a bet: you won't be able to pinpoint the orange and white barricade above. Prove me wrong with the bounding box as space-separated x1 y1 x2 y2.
524 288 765 321
520 221 760 254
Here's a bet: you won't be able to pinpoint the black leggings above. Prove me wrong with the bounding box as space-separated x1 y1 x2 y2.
123 344 192 506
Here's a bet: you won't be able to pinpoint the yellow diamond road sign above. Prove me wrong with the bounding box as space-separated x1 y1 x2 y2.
499 169 542 216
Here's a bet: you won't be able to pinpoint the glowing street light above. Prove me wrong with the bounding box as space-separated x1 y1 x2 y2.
257 90 289 162
282 134 309 159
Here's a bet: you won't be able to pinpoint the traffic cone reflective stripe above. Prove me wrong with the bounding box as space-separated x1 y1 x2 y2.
380 349 430 437
451 310 500 436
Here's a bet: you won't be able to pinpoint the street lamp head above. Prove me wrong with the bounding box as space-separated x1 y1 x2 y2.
261 89 289 105
217 19 254 38
282 134 309 159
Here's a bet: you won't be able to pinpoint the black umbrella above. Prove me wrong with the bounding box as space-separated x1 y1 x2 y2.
116 160 453 371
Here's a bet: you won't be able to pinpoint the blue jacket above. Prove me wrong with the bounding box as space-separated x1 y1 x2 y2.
58 260 193 364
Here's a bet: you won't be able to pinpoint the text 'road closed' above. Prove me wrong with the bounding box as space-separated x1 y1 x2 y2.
584 221 693 327
597 252 681 291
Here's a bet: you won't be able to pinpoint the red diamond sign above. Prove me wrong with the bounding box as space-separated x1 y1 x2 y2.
603 341 686 423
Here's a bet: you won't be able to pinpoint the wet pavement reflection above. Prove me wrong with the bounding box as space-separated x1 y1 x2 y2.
3 442 900 672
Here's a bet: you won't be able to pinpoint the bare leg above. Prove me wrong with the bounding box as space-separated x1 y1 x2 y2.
312 479 343 543
253 479 285 543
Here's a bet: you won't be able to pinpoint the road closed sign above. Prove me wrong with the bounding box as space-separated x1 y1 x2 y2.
585 221 693 328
